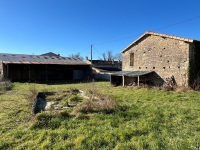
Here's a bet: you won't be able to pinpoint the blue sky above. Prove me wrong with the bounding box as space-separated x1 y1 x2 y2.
0 0 200 59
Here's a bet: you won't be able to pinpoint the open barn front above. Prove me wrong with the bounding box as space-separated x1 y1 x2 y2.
3 64 90 82
111 71 154 87
0 53 91 82
110 75 123 86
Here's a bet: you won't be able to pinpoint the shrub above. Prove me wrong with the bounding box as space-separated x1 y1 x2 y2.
0 77 12 91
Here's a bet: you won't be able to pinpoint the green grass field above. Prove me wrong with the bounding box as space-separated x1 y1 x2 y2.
0 81 200 150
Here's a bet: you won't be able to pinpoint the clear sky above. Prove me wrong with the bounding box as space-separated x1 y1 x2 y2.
0 0 200 59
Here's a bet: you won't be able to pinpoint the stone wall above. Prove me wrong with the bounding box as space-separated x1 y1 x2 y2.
122 35 191 86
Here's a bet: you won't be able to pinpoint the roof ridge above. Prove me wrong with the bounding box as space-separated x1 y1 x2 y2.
146 31 194 42
121 31 196 53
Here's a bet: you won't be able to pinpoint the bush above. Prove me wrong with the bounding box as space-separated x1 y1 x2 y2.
0 77 12 91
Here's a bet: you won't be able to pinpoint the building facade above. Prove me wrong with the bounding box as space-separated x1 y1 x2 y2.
0 53 90 82
113 31 200 86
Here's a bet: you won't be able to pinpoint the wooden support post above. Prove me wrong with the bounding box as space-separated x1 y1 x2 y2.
138 76 139 87
28 65 31 82
122 76 125 86
46 65 48 82
91 45 93 64
7 64 9 78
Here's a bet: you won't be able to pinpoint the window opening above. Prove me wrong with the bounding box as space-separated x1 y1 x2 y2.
130 53 134 66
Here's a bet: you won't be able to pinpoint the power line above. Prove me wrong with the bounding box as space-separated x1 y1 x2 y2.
93 15 200 45
154 15 200 31
92 45 102 55
77 46 91 54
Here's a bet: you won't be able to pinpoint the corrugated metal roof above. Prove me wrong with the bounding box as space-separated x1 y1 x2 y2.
121 31 198 53
111 71 154 77
93 67 121 72
0 53 89 65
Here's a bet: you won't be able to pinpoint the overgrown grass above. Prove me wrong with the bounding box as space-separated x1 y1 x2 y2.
0 81 200 149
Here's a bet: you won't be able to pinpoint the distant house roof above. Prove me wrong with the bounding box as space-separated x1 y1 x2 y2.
0 53 89 65
41 52 60 57
121 31 200 53
86 60 122 65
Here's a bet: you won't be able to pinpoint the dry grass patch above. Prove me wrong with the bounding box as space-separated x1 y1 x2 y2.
74 96 117 114
73 81 118 114
175 86 192 92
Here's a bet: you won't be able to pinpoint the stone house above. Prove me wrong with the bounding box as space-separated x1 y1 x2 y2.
111 31 200 86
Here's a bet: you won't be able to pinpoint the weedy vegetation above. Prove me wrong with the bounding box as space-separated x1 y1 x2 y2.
0 77 12 92
0 81 200 149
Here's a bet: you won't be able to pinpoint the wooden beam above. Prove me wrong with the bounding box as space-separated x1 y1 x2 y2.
28 65 31 82
122 76 125 86
7 64 9 78
46 65 48 82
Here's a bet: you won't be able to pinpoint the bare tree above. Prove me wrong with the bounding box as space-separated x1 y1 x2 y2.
107 51 114 61
99 50 116 61
69 52 84 61
115 53 122 62
102 53 106 61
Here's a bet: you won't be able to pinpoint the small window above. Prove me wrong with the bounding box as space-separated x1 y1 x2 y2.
130 53 134 66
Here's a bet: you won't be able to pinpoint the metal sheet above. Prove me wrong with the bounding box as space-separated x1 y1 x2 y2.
93 67 121 72
112 71 154 77
0 53 89 65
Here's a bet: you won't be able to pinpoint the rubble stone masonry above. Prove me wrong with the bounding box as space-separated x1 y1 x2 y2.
122 34 192 86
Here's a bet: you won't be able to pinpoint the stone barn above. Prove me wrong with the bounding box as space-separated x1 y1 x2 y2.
111 31 200 87
0 53 90 82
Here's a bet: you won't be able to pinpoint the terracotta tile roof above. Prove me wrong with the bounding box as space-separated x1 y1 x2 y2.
121 31 198 53
0 53 89 65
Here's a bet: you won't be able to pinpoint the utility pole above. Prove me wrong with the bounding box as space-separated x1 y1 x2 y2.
91 44 93 64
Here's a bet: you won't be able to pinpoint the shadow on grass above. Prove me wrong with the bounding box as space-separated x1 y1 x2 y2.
15 79 109 85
